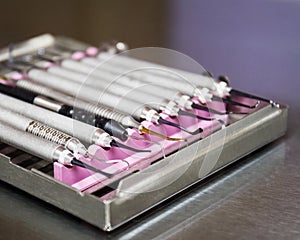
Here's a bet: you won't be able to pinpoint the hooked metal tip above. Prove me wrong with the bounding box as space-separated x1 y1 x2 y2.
71 158 113 178
158 117 203 135
230 89 279 107
128 135 166 158
178 109 226 127
191 103 226 115
110 139 151 153
138 125 185 141
192 103 249 115
212 96 260 109
178 109 215 121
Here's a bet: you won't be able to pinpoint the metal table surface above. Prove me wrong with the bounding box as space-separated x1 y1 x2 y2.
0 105 299 240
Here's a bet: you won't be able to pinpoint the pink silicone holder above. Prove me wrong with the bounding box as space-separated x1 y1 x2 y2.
72 51 86 61
54 103 228 192
86 47 99 57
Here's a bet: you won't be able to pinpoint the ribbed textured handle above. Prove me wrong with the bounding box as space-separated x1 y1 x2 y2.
26 121 72 146
64 108 128 140
28 69 138 115
17 80 50 97
16 79 137 128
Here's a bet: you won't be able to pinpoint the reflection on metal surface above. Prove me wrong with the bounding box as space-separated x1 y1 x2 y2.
119 142 288 240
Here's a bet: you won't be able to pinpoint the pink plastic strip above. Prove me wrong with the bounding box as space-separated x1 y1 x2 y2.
54 107 228 191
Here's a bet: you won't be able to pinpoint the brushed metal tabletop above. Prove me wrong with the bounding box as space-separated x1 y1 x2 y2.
0 108 299 240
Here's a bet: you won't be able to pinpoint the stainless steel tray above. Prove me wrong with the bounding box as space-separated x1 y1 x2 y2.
0 34 288 231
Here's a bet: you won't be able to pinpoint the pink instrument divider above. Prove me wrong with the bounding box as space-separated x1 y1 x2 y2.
12 73 27 80
72 51 86 61
54 102 228 192
86 47 99 57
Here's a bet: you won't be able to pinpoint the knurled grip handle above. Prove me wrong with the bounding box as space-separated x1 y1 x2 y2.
17 79 138 128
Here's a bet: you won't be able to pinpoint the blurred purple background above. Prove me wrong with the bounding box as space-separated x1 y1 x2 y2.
0 0 298 107
167 0 300 107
